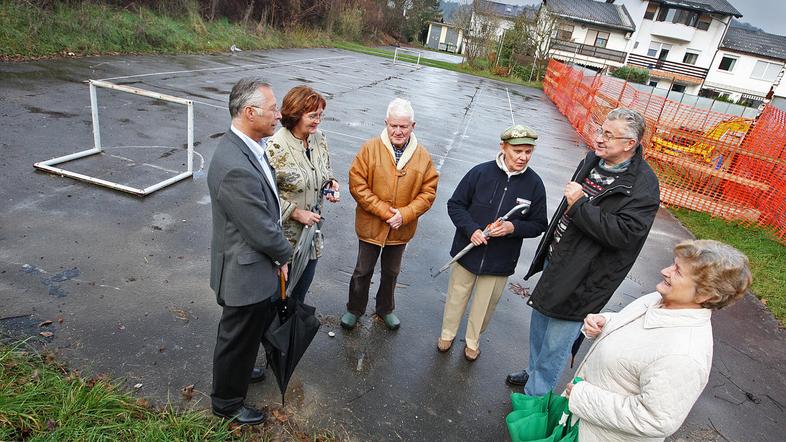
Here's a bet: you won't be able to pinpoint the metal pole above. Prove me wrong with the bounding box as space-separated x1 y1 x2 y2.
617 80 627 107
89 82 102 151
187 102 194 174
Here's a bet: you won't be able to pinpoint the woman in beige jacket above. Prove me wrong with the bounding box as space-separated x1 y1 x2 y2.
266 86 338 302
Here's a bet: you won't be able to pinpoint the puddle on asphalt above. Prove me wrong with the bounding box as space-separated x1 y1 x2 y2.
20 264 80 298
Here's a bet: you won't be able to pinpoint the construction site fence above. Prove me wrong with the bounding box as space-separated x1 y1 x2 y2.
543 59 786 244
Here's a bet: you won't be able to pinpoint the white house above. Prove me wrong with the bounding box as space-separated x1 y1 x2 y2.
542 0 636 69
426 21 465 53
615 0 742 94
702 24 786 104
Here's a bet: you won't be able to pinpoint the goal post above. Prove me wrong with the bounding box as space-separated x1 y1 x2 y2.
33 79 195 196
393 47 422 65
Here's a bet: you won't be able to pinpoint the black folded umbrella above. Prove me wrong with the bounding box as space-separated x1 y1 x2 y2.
264 273 321 405
569 334 585 368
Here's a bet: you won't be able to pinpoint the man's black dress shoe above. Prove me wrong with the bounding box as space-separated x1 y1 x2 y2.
506 369 529 386
250 367 266 384
212 405 267 425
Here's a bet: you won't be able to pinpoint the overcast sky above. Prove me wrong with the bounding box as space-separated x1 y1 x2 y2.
457 0 785 35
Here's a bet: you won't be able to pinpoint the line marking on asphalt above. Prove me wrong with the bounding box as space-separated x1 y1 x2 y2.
436 84 484 171
97 55 356 81
506 88 515 125
104 145 206 171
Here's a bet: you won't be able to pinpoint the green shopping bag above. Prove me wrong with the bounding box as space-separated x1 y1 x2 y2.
506 378 581 442
559 418 579 442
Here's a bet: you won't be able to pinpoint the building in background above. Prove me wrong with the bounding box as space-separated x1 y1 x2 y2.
543 0 636 69
702 23 786 106
426 21 465 53
616 0 742 94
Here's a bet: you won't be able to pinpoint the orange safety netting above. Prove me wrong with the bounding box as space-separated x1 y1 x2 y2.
543 59 786 243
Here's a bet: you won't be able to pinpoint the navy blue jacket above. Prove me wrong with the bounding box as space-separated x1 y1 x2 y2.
447 160 548 276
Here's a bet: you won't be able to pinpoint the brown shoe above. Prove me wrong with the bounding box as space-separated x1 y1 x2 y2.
464 345 480 361
437 338 453 352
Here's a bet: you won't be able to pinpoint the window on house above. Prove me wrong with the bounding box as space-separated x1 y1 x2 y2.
649 81 659 87
647 42 659 57
718 56 737 71
555 24 574 41
644 2 658 20
683 52 699 65
671 83 687 93
751 60 782 81
595 31 610 48
656 6 702 27
697 14 712 31
648 42 672 60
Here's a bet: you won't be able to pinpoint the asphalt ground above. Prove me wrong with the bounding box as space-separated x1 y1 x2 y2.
1 48 784 441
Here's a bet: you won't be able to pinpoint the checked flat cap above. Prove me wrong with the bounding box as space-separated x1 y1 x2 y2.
501 124 538 146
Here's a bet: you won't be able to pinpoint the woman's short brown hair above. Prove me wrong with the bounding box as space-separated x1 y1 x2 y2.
674 239 752 310
280 85 326 130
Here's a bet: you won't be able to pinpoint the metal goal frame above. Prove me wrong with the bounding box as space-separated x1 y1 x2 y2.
33 79 194 196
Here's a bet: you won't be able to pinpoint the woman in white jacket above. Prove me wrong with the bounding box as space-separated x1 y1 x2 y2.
565 239 752 442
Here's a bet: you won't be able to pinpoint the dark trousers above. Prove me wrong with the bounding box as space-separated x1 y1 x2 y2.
347 240 406 316
288 258 318 304
211 297 276 413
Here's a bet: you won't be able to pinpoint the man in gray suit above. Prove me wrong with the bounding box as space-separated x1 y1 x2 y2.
207 78 292 425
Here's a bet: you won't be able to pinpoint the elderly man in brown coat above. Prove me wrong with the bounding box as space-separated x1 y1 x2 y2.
340 98 439 331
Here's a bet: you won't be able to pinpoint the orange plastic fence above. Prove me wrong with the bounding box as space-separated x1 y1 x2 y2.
544 59 786 243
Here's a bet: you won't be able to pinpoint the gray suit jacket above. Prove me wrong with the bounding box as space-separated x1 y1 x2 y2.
207 129 293 307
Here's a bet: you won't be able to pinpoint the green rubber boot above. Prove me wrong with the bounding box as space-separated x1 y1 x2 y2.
383 313 400 330
340 312 358 330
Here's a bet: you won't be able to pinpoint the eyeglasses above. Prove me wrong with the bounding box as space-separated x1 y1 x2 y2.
304 111 324 121
595 128 633 142
248 104 280 115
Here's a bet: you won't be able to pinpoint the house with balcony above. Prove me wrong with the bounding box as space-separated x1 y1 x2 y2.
616 0 742 94
542 0 636 69
701 23 786 105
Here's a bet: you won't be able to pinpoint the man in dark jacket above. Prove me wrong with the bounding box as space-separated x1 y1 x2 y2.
506 108 660 395
438 125 548 361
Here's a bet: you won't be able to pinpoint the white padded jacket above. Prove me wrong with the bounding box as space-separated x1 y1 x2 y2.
569 293 713 442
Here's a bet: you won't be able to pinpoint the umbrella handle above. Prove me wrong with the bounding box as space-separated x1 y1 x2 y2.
279 271 286 301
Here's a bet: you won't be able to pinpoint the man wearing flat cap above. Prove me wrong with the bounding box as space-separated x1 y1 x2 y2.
437 124 548 361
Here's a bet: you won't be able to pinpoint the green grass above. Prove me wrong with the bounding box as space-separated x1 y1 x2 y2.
670 208 786 326
0 0 334 59
0 341 235 441
0 340 341 440
333 42 543 89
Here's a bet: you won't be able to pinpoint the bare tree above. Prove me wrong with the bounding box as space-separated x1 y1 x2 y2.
500 5 559 80
463 0 502 66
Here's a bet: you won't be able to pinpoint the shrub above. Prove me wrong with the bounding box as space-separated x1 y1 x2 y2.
337 7 363 41
611 65 649 84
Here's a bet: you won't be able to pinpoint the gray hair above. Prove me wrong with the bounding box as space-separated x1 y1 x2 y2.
606 108 646 142
229 77 271 118
674 239 752 310
386 98 415 123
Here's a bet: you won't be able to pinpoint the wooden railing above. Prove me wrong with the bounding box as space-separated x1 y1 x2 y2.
550 40 627 64
627 53 709 79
